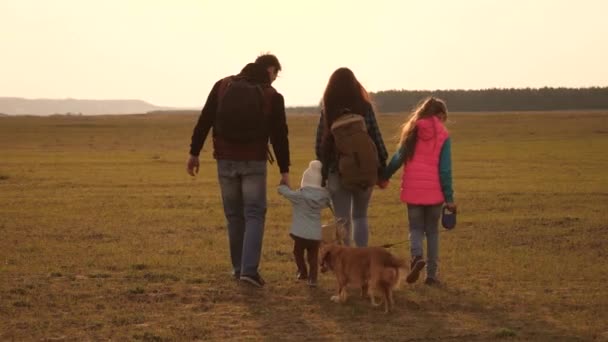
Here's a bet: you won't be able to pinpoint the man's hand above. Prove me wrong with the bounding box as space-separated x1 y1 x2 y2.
445 202 457 213
187 155 200 176
279 173 290 187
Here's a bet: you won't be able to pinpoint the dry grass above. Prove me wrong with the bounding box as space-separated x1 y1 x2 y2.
1 111 607 341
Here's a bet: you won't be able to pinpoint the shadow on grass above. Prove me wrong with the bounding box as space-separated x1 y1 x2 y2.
237 276 456 341
237 275 591 341
236 282 330 341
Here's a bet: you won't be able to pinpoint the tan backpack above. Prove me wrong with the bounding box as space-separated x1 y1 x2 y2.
330 113 379 191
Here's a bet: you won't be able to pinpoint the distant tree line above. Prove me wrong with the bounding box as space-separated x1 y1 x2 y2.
286 87 608 114
370 87 608 113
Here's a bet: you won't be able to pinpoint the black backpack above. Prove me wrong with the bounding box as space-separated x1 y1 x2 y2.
214 76 272 143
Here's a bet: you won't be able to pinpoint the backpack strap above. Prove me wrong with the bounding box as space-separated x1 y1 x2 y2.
266 145 275 165
262 86 276 164
217 76 234 103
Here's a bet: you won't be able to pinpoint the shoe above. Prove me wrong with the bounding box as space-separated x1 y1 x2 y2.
240 273 265 288
410 256 423 270
406 258 426 284
424 277 440 286
232 271 240 280
296 272 308 281
307 279 317 288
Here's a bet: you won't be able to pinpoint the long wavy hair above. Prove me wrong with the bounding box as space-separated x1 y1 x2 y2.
398 97 448 161
321 68 372 147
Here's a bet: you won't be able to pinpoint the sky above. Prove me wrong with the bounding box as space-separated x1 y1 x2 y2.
1 0 607 108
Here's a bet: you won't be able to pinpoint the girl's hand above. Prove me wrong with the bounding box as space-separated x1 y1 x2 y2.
445 202 457 213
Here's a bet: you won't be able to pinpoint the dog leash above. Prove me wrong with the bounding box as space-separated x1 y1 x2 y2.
327 204 410 248
379 240 409 248
326 203 453 249
380 228 455 249
327 202 335 216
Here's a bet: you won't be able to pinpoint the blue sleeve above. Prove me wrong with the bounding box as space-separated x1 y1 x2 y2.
382 148 405 180
439 138 454 203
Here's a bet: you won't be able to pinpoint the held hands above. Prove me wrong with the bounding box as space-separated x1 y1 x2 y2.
187 155 199 176
279 173 290 188
376 179 389 189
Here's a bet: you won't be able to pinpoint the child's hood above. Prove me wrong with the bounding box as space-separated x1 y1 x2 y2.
416 116 446 141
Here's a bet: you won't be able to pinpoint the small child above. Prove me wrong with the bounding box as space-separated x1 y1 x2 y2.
278 160 332 287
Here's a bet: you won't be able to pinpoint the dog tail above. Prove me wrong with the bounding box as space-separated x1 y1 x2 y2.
395 268 403 289
382 255 406 289
381 267 402 289
384 255 407 269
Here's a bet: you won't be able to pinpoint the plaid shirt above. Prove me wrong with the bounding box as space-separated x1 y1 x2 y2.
315 106 388 175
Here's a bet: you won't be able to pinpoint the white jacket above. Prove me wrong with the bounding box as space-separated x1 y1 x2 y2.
278 185 331 240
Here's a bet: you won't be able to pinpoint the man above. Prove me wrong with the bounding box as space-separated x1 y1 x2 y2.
187 54 290 288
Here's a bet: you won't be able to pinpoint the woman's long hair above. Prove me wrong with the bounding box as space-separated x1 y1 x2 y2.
320 67 372 149
398 97 448 161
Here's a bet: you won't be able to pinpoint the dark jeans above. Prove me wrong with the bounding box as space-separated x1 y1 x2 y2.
217 160 267 277
407 204 442 279
290 234 321 282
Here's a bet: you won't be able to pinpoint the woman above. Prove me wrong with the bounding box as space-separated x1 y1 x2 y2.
315 67 388 247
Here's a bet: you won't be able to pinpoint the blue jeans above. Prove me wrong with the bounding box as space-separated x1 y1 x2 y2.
217 160 267 277
407 204 442 279
327 171 373 247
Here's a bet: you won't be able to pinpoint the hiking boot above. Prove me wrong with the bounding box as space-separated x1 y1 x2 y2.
424 277 441 286
406 258 426 284
240 273 265 288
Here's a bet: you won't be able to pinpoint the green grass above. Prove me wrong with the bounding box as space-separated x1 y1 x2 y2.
1 111 607 341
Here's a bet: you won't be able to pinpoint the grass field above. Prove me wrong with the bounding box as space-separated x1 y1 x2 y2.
1 111 607 341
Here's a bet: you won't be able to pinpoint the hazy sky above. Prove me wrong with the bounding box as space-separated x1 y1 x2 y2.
2 0 607 107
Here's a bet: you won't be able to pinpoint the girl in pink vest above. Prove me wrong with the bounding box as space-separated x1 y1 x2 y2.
380 97 457 286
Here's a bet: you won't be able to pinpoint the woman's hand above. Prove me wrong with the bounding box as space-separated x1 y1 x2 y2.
377 179 389 189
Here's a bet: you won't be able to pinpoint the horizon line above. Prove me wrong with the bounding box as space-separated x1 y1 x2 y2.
3 85 608 109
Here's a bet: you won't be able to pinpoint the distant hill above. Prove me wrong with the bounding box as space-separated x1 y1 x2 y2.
0 97 173 115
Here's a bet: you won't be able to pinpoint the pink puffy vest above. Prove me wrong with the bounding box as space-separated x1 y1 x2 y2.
401 116 448 205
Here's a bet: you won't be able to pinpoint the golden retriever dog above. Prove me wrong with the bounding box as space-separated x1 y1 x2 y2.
319 244 406 313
